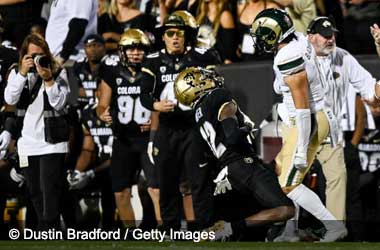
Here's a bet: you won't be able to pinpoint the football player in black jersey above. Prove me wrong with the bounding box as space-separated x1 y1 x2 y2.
67 101 116 230
97 29 159 230
140 13 222 232
72 34 106 108
174 67 295 232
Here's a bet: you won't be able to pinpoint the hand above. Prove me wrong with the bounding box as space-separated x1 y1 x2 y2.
0 130 12 150
370 23 380 45
55 55 65 66
363 96 380 107
67 169 95 190
213 166 232 196
153 100 175 112
147 141 155 164
36 63 53 82
140 119 151 133
99 106 113 125
10 168 25 187
19 54 35 76
294 150 308 169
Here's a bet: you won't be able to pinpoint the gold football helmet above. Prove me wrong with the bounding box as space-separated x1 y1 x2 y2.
119 29 150 66
174 67 223 107
171 10 198 29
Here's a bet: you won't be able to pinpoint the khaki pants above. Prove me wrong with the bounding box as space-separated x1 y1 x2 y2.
276 111 330 193
316 144 347 220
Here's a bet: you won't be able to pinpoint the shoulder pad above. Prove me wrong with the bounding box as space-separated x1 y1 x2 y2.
147 52 159 58
76 57 86 63
142 67 156 77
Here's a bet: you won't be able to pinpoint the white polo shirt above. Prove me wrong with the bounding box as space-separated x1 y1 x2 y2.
46 0 98 59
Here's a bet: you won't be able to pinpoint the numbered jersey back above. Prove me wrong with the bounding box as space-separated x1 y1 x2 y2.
82 104 114 161
194 88 254 165
99 55 151 139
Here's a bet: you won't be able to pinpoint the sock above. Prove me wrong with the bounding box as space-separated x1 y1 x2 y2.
287 184 336 229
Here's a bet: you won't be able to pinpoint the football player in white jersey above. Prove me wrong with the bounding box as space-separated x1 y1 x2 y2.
250 9 347 242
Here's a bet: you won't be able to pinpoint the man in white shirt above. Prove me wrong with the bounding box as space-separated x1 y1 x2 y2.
307 16 378 239
45 0 98 64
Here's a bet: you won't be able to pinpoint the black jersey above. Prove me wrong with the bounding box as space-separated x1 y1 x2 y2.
81 103 113 162
141 47 221 129
0 45 18 106
358 129 380 174
99 55 151 140
73 57 100 107
194 88 255 166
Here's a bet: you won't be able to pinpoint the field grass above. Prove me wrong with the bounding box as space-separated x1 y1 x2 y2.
1 241 380 250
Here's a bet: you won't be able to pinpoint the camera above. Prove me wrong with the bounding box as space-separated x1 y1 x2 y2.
33 54 51 68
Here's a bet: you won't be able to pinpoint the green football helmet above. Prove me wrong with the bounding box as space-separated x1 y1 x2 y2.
250 8 295 53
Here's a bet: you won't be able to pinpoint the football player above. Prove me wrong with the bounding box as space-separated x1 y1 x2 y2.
96 29 159 230
140 13 221 232
174 66 295 232
250 9 347 242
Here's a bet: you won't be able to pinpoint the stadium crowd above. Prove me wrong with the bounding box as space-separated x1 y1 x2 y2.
0 0 380 243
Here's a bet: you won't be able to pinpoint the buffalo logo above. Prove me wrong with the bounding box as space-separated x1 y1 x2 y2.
129 77 135 83
160 66 166 73
183 72 196 87
79 74 85 81
87 120 93 128
116 78 122 85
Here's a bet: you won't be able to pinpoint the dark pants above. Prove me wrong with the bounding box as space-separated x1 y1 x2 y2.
23 153 65 230
344 142 365 241
154 125 193 231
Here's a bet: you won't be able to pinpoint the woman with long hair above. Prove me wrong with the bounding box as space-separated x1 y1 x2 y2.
196 0 236 64
98 0 155 53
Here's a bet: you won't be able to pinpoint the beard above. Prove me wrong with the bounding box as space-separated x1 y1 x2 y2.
320 43 336 55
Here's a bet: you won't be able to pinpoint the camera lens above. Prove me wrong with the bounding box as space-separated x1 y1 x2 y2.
34 55 51 68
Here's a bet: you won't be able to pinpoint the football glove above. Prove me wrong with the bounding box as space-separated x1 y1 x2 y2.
0 130 11 151
67 169 95 190
10 167 25 187
213 166 232 196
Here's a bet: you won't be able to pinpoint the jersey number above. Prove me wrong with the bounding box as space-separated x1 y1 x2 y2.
117 96 150 124
200 121 226 159
93 135 113 157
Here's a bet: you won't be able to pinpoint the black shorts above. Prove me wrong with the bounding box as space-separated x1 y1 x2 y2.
227 157 293 210
110 137 158 192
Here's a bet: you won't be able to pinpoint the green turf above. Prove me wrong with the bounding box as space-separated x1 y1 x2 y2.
0 241 380 250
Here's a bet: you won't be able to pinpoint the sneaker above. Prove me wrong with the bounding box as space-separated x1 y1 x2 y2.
319 223 347 242
203 220 233 242
273 234 300 242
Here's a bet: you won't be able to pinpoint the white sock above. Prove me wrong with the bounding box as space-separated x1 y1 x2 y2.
287 184 336 228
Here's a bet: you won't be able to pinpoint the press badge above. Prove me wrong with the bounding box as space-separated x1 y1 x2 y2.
19 155 29 168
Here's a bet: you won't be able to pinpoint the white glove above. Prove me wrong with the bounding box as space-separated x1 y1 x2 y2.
294 150 308 169
67 169 95 190
147 141 155 164
0 130 12 151
213 167 232 196
10 168 25 187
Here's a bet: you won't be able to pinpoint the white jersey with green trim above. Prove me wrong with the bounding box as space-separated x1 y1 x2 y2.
273 32 324 117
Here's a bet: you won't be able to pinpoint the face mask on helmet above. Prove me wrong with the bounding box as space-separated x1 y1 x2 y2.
174 67 224 107
118 29 150 69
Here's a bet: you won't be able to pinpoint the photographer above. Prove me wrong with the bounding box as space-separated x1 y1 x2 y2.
4 34 70 230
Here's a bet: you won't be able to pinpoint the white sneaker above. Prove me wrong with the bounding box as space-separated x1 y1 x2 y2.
273 234 300 242
319 223 347 242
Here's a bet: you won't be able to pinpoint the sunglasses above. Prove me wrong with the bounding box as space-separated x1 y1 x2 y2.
165 30 185 38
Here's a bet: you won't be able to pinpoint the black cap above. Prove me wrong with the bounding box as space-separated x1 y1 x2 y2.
84 34 105 45
307 17 339 38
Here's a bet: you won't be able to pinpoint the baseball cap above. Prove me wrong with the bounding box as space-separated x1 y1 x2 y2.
84 34 105 45
307 17 339 38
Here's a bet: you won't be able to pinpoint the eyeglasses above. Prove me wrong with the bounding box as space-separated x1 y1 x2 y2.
165 30 185 38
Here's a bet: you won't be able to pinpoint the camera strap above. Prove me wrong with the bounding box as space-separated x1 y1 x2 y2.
28 76 43 105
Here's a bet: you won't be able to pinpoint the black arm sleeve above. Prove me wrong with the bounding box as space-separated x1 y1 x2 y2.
221 117 248 145
140 71 156 111
60 18 89 60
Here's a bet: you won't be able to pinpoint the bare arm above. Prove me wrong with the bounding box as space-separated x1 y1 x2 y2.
96 80 112 122
0 0 25 5
351 95 366 146
75 127 95 172
272 0 294 7
284 70 310 109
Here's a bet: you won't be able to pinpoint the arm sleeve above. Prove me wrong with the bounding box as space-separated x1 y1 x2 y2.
44 68 70 110
346 53 376 100
59 18 89 60
4 69 26 105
